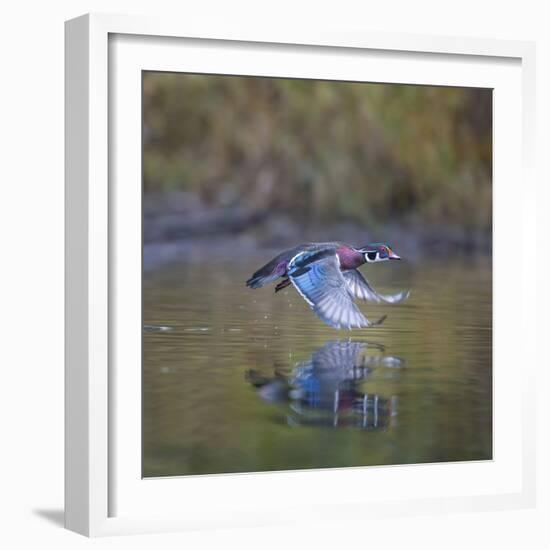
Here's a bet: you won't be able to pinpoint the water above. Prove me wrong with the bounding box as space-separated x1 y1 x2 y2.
143 256 492 477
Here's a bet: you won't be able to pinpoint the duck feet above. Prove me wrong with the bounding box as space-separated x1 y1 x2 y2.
275 278 291 293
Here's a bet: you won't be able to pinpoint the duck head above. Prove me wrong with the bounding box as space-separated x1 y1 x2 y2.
359 243 401 263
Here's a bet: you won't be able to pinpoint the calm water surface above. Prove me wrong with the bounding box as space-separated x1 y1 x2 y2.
143 256 492 477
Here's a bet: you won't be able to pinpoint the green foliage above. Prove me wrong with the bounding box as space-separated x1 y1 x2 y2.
143 73 492 230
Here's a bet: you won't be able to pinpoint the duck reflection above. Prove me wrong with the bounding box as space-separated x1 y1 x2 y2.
246 341 403 430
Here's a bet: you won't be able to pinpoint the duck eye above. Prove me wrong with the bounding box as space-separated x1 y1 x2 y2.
367 252 378 261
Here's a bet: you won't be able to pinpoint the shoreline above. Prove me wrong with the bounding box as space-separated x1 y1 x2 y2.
143 219 491 272
143 191 491 272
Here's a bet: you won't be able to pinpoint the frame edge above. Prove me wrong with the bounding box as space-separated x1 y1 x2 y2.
65 13 91 537
64 11 538 536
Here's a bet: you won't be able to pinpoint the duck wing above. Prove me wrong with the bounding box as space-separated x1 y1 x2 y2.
288 250 385 329
311 341 368 371
343 269 410 304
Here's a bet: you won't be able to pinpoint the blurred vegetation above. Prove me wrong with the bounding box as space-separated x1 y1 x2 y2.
143 73 492 231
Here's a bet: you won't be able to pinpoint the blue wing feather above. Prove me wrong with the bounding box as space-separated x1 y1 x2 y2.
343 269 410 303
288 251 383 329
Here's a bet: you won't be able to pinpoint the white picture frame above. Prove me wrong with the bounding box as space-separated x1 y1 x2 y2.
65 12 537 537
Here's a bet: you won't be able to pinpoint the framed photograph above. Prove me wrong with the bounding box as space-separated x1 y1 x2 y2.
65 13 537 536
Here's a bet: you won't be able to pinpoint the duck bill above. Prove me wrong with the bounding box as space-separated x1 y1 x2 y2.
388 250 401 260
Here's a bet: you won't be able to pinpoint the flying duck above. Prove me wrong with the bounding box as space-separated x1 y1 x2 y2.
246 242 409 329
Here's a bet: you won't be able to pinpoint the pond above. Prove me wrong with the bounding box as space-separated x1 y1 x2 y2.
142 255 492 477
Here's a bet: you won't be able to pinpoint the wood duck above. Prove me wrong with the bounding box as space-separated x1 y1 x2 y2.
246 340 402 428
246 242 409 329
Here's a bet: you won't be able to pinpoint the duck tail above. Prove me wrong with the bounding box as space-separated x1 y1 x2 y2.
246 262 287 289
246 274 266 289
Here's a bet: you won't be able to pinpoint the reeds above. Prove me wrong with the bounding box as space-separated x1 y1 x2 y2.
143 73 492 231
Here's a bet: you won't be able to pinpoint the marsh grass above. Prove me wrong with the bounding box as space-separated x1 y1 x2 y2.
143 73 491 231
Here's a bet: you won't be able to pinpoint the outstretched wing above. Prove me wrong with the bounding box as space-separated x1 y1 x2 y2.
343 269 410 304
288 251 384 329
311 341 368 371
